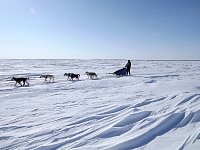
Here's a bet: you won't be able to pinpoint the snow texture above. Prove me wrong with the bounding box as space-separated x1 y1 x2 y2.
0 59 200 150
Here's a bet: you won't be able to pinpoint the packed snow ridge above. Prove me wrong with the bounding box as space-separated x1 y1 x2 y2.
0 59 200 150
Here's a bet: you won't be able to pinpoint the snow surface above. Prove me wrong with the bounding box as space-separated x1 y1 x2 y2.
0 59 200 150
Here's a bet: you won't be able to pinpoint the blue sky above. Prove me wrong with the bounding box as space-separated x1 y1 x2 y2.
0 0 200 59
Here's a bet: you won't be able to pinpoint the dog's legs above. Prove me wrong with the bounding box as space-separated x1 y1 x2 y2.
18 81 23 86
14 82 17 87
45 77 47 82
26 81 29 86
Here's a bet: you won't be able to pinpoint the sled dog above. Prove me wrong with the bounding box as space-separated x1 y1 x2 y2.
11 77 29 86
64 73 72 80
85 72 98 79
40 75 55 82
64 73 80 80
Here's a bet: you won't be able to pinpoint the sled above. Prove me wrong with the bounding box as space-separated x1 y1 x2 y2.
109 68 127 76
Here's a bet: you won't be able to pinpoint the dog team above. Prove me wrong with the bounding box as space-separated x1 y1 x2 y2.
11 72 98 87
11 60 131 87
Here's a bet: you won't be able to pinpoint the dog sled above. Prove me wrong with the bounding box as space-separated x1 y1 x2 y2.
109 68 127 76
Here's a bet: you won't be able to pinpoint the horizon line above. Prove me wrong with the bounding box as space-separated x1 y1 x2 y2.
0 58 200 61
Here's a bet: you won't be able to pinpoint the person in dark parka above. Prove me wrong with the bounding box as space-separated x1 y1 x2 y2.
125 60 131 75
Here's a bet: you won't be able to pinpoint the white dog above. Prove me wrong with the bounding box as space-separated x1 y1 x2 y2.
40 75 55 82
85 72 98 79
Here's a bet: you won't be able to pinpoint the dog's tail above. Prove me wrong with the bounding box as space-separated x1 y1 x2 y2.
78 74 80 77
27 77 30 80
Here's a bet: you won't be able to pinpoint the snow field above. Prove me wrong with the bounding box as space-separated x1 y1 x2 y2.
0 60 200 150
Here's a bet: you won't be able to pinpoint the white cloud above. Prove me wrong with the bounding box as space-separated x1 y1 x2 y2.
30 8 37 15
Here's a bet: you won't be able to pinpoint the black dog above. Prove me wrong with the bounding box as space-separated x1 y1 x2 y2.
64 73 73 80
11 77 29 86
64 73 80 80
